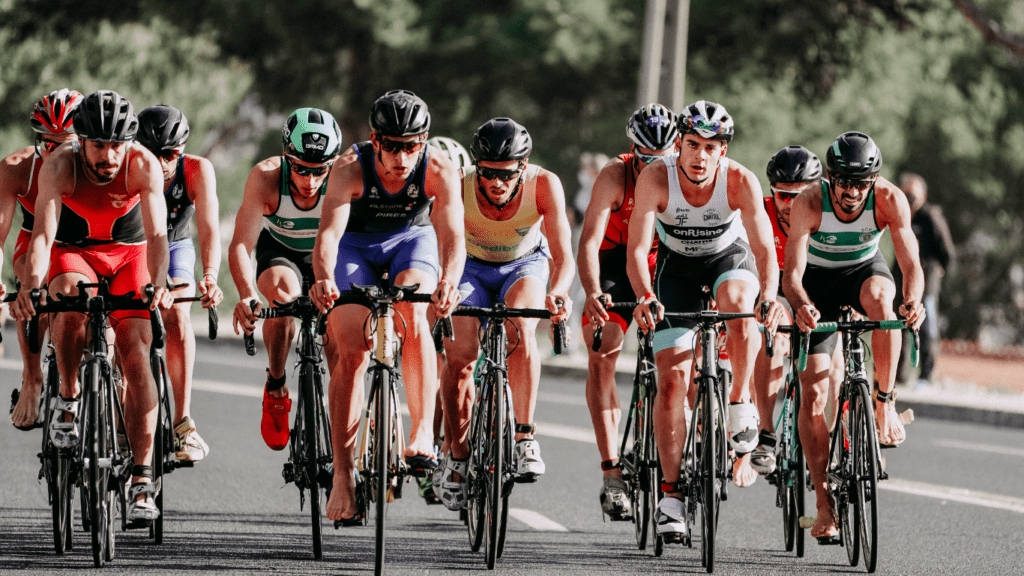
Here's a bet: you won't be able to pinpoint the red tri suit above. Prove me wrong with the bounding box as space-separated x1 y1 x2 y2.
49 142 150 320
13 152 43 262
764 196 787 272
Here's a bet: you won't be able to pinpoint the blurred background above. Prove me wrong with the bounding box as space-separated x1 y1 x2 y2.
2 0 1023 352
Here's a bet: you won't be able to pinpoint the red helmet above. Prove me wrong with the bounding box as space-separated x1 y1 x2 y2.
30 89 84 135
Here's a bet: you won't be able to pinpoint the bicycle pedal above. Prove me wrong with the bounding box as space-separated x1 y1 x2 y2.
126 519 151 530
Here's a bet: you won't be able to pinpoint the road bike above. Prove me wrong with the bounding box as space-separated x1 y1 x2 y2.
245 295 332 559
794 306 918 573
438 301 567 569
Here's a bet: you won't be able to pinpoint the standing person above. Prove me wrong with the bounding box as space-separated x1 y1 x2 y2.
3 89 82 430
229 107 345 451
12 90 174 521
136 105 223 461
627 101 784 538
893 172 954 387
431 117 574 511
578 103 677 519
308 90 464 524
783 131 925 542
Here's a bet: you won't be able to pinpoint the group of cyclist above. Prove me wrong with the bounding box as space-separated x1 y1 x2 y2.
3 87 924 556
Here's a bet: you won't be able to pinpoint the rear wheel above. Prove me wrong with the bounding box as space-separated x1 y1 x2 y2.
853 383 879 572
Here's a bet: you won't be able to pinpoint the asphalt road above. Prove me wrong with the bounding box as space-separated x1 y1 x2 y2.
2 335 1023 575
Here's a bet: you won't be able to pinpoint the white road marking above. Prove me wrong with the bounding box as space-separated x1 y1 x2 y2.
935 439 1024 459
880 479 1024 514
535 422 596 444
508 508 569 532
0 358 24 371
538 391 588 407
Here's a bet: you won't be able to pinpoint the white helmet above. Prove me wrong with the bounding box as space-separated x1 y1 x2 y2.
428 136 471 169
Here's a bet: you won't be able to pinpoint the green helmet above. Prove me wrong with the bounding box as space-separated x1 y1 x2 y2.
282 107 342 163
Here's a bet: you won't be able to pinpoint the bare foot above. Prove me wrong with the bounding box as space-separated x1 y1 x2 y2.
810 504 839 539
875 401 906 446
325 474 358 521
404 437 437 460
11 382 42 429
732 453 757 488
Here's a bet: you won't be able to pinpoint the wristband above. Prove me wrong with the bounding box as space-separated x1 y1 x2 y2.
438 278 454 289
203 273 217 284
640 292 656 303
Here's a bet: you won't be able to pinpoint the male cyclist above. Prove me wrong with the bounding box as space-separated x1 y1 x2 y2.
2 89 82 430
137 105 222 461
432 118 574 510
578 104 676 520
12 90 174 521
308 90 464 524
783 131 925 542
628 101 783 538
230 107 345 451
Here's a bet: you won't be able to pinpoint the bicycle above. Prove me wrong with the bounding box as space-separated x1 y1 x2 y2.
793 306 918 573
591 305 663 556
27 281 164 567
244 295 332 560
436 300 567 569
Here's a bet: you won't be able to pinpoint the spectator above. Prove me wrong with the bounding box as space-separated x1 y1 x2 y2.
893 172 955 386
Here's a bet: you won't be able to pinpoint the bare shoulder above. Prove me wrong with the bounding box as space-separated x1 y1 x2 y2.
0 146 34 171
183 153 214 175
636 158 669 188
534 166 563 189
872 176 904 208
424 148 460 200
0 146 35 191
726 159 760 194
595 156 627 186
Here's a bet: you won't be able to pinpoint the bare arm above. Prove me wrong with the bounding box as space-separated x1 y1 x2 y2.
877 181 926 328
133 147 171 308
186 156 223 305
228 162 277 303
26 150 75 291
426 153 465 316
0 151 31 269
731 167 780 302
577 159 624 322
536 169 574 318
626 160 668 331
782 190 822 330
309 158 359 313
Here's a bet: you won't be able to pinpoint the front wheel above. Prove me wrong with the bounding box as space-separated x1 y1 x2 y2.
484 371 506 570
699 383 719 573
466 389 487 553
86 365 110 567
300 363 324 560
373 371 392 576
853 382 879 572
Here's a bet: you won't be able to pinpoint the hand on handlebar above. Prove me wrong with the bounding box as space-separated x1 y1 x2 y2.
633 296 663 334
545 292 571 322
794 303 820 332
899 299 926 331
583 292 611 327
198 276 224 308
232 297 262 335
11 286 44 322
431 278 460 318
309 279 340 315
149 284 175 311
757 299 784 334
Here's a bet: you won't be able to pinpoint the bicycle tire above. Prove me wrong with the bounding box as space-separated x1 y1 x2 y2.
151 354 169 544
466 386 487 553
647 396 664 557
853 381 879 572
838 389 860 567
699 380 718 573
46 357 73 555
793 381 806 558
485 369 505 569
301 362 324 560
373 369 391 576
496 380 512 559
631 391 650 550
781 399 796 553
86 363 109 567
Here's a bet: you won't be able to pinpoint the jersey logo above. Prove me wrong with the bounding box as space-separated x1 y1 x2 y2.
626 198 635 209
824 235 837 244
860 232 875 243
172 184 183 200
109 193 129 209
703 209 721 224
407 184 419 198
369 187 379 198
515 226 531 237
279 220 295 229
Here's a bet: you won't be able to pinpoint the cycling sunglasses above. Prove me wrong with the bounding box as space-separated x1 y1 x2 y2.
635 152 661 165
770 186 801 203
378 137 427 155
36 138 62 154
287 157 334 177
477 162 524 182
157 148 183 162
833 176 876 190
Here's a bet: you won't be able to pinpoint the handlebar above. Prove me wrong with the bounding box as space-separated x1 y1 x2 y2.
787 319 918 372
440 301 569 356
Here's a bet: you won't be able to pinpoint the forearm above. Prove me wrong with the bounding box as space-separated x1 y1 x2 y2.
578 239 603 296
756 246 780 301
439 238 465 284
312 231 341 282
627 246 653 300
548 252 575 296
198 227 222 278
147 235 170 288
228 243 258 300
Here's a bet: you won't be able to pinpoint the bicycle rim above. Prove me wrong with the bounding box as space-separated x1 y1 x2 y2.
853 384 879 572
374 371 391 576
152 354 168 544
466 388 487 552
301 364 324 560
700 385 717 572
87 366 108 567
839 391 859 567
485 370 504 569
794 384 806 558
49 448 72 554
647 397 664 557
632 393 650 550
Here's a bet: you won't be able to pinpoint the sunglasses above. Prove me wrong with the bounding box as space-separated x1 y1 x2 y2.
36 138 62 153
636 152 661 165
477 162 524 182
770 186 801 203
378 137 427 155
834 176 876 190
157 148 183 162
287 158 333 177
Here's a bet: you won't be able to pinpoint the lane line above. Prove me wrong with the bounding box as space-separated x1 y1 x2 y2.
880 479 1024 514
508 508 569 532
537 391 588 407
935 439 1024 459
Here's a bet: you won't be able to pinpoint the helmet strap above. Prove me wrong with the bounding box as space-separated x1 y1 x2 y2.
479 177 522 211
679 158 719 186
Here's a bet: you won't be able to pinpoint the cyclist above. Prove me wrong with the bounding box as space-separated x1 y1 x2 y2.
578 104 676 519
308 90 464 524
431 117 573 510
229 107 346 452
628 100 784 537
136 105 223 462
11 90 174 521
2 89 82 430
783 131 925 542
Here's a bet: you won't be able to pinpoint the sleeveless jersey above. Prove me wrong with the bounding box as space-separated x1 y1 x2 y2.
18 151 42 232
808 181 883 268
164 155 195 242
55 142 146 247
261 156 327 252
346 141 433 233
656 156 741 257
599 153 659 256
463 164 543 263
764 197 787 271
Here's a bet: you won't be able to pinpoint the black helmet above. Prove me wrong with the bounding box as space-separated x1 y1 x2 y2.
627 103 677 151
71 90 138 142
282 107 343 163
471 118 532 162
767 145 822 184
678 100 734 143
825 131 882 179
137 105 190 153
369 90 430 137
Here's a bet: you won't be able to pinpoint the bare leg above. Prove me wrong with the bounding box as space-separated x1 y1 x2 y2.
798 352 839 538
653 346 693 499
861 277 905 445
583 321 625 480
393 267 438 459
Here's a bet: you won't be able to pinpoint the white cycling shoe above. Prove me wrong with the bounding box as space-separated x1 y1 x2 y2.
432 454 469 511
49 397 80 449
728 402 760 454
174 416 209 462
655 496 688 537
514 439 545 482
128 482 160 522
